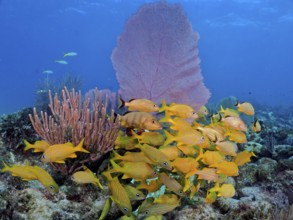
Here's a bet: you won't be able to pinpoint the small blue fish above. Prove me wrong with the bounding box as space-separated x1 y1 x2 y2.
55 60 68 65
64 52 77 57
43 70 53 74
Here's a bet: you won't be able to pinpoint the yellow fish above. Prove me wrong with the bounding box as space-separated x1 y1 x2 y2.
114 131 139 150
153 194 179 205
119 112 162 130
234 150 255 166
72 167 103 189
209 182 235 198
131 131 165 147
201 151 225 166
41 139 89 163
195 168 219 182
220 116 247 131
28 166 59 193
159 146 183 161
110 160 157 181
112 151 153 164
137 179 161 193
158 172 184 196
164 129 205 146
219 106 239 117
1 161 37 181
98 198 112 220
177 145 198 157
225 129 247 143
137 144 172 170
142 201 180 216
197 126 225 142
216 141 238 156
119 98 159 112
210 161 239 176
251 119 261 133
159 99 198 121
167 117 193 131
235 101 255 116
103 172 132 216
124 185 145 201
205 191 217 204
2 162 59 193
198 105 209 116
171 157 199 178
23 139 50 152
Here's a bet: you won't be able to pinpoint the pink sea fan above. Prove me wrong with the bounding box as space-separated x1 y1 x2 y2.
111 2 210 110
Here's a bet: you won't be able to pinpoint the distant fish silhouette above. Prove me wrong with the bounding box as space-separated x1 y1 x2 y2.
55 60 68 65
63 52 77 57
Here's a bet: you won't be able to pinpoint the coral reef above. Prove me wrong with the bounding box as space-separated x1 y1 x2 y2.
0 108 37 149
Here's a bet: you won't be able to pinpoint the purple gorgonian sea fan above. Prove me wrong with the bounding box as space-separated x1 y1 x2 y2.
111 1 210 111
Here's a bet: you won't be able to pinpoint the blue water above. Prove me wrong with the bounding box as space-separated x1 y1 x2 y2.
0 0 292 114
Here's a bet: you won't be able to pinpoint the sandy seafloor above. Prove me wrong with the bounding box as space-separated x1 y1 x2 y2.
0 104 292 220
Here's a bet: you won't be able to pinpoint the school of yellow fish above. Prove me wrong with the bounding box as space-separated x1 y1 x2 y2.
1 96 261 219
100 98 260 219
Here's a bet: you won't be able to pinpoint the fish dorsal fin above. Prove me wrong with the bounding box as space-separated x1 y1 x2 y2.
122 174 131 179
64 142 74 147
84 167 94 175
129 98 136 102
234 100 239 107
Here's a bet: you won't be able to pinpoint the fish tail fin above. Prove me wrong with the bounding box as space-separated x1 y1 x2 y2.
94 178 104 190
159 112 171 123
75 138 89 153
102 171 113 181
118 97 125 109
130 130 141 142
112 150 123 161
164 130 175 146
1 161 10 173
109 160 122 172
23 139 32 151
159 98 167 113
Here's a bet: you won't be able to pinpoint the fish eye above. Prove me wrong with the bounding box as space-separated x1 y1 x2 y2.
201 136 205 140
151 119 155 124
123 207 128 212
153 104 157 107
41 154 45 159
49 185 54 190
163 161 168 166
71 176 74 180
153 171 157 175
136 193 140 197
145 210 149 215
192 112 196 115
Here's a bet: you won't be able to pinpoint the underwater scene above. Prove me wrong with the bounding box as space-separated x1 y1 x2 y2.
0 0 292 219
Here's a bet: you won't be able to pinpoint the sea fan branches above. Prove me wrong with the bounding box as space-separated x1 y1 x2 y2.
29 87 120 164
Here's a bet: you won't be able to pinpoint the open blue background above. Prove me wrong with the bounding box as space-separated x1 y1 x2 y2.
0 0 292 114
